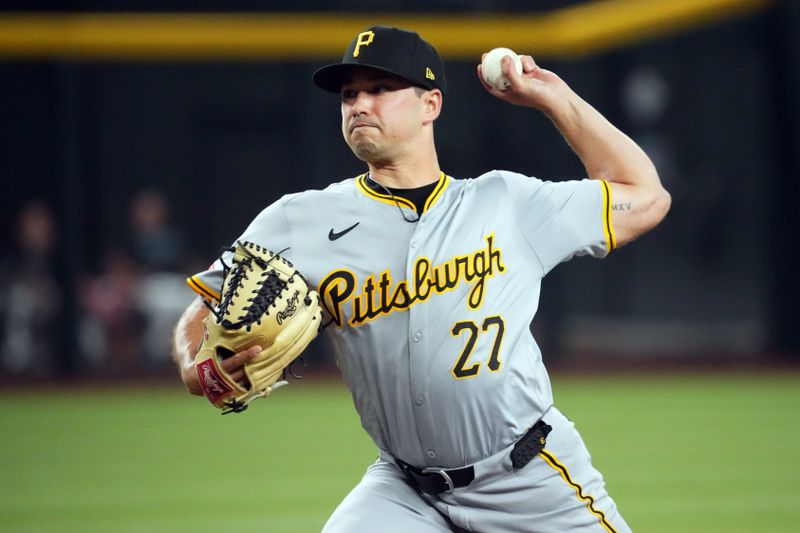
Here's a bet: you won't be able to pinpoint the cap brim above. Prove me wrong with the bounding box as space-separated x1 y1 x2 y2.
312 63 424 93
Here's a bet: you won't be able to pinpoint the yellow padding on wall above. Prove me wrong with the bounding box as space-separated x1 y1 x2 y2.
0 0 773 60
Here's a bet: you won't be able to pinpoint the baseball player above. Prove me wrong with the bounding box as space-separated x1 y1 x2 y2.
172 26 670 532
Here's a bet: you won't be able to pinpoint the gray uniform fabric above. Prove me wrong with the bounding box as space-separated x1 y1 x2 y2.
324 407 630 533
188 170 627 532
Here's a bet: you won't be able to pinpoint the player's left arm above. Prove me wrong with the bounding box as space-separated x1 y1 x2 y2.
478 54 671 247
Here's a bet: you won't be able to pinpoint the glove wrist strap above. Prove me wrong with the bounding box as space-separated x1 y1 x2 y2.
195 350 242 408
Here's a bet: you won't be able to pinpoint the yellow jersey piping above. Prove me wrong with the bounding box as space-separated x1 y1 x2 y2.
187 275 220 302
539 449 618 533
356 172 448 214
357 174 416 211
600 180 617 252
423 173 449 212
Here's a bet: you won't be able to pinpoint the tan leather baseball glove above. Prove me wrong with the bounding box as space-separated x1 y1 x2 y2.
194 241 323 414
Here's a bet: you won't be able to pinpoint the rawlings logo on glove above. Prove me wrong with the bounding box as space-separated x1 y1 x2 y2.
196 358 234 402
194 241 323 414
277 291 301 325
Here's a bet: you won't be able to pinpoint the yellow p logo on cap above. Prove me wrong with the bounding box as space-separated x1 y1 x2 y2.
353 31 375 58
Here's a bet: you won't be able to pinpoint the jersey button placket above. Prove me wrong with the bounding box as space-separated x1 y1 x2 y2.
406 223 439 465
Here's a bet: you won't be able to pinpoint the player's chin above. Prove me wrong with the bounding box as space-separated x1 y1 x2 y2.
349 139 384 163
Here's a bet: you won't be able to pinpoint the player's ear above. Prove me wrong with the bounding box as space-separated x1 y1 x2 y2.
422 89 443 122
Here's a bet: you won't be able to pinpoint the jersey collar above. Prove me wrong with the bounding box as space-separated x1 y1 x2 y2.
356 172 450 214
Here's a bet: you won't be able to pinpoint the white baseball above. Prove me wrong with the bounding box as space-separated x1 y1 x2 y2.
481 47 523 91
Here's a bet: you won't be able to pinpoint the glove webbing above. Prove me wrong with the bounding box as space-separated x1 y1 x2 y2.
208 243 292 331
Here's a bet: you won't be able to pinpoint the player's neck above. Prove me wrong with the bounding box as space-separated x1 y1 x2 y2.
367 154 441 189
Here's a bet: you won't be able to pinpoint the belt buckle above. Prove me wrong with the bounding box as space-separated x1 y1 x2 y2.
422 467 455 493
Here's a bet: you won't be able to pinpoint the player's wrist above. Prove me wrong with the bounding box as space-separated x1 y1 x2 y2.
177 344 203 395
538 84 576 121
180 364 203 395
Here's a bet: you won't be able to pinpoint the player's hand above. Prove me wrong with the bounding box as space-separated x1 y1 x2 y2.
180 345 261 396
477 54 569 114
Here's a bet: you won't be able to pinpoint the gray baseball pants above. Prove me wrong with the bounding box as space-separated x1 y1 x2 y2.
323 407 632 533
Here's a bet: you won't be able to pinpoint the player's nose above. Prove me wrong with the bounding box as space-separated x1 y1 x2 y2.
349 90 374 116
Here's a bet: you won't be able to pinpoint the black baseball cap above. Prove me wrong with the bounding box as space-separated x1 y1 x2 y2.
313 26 446 94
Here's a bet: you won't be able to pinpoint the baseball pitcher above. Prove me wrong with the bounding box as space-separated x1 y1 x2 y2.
172 25 670 532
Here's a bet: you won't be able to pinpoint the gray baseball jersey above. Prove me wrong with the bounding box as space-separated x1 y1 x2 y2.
188 170 615 470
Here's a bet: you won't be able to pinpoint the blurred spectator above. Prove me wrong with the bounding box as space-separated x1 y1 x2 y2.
128 188 195 365
79 188 196 370
80 249 145 371
135 270 196 366
1 200 61 377
128 188 187 273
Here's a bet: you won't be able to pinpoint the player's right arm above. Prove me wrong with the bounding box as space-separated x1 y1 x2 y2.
478 54 671 247
171 296 260 396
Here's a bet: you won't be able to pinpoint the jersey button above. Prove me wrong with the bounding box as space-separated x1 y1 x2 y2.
427 450 437 459
410 239 417 248
415 393 425 405
413 332 423 342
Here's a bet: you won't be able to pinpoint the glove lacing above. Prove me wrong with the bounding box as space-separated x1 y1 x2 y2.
211 242 290 330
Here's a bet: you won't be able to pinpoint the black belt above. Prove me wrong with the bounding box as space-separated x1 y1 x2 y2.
396 419 553 495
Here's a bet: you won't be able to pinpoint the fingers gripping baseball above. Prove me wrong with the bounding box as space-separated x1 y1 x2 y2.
477 52 567 111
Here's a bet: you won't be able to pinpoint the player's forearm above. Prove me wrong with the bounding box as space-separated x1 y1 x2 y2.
171 296 209 395
547 87 659 190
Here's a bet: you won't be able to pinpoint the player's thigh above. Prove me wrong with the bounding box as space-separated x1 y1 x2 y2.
444 408 631 533
529 408 631 533
323 459 456 533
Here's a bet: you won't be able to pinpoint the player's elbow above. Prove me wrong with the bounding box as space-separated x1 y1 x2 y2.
631 185 671 241
614 183 671 247
645 185 671 230
634 160 670 224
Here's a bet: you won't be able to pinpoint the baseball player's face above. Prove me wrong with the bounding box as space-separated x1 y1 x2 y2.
340 70 428 164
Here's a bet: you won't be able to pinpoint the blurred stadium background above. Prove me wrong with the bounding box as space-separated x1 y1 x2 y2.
1 1 799 532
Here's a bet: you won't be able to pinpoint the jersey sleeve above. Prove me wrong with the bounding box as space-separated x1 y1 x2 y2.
186 196 293 301
501 171 616 274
